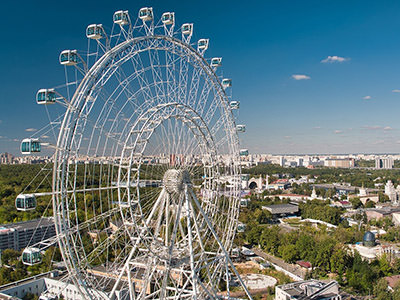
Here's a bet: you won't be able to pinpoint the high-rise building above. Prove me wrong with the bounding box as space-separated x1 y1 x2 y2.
0 153 14 164
375 157 394 169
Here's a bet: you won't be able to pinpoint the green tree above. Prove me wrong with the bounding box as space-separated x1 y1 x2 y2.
279 244 298 263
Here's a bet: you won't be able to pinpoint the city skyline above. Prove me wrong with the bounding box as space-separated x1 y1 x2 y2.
3 1 400 154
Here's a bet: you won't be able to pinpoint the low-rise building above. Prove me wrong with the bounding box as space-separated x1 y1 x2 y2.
267 179 290 190
262 204 299 216
385 275 400 291
365 207 400 222
348 231 400 262
272 194 309 202
275 280 341 300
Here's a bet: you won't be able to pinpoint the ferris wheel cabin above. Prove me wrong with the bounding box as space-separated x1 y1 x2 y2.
182 23 193 35
230 101 240 109
241 174 250 181
21 138 41 154
236 124 246 133
113 10 129 25
36 89 56 105
15 194 36 211
59 50 78 66
86 24 104 39
211 57 222 68
222 79 232 89
139 7 153 21
198 39 209 51
162 12 174 25
22 247 42 266
240 149 249 156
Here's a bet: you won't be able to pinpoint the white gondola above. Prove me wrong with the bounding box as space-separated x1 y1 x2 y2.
86 24 104 39
16 194 36 211
182 23 193 35
239 149 249 156
236 124 246 133
162 12 174 25
36 89 56 104
21 138 41 154
237 223 246 233
198 39 209 51
139 7 153 21
113 10 129 25
22 247 42 266
231 248 240 258
241 174 249 181
211 57 222 68
230 101 240 109
59 50 78 66
222 78 232 89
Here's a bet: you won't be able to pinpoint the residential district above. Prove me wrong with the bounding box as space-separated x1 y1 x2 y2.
3 153 400 299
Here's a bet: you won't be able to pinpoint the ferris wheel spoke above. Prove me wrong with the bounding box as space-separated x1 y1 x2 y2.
35 8 247 300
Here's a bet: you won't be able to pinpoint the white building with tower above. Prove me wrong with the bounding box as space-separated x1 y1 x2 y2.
385 180 400 205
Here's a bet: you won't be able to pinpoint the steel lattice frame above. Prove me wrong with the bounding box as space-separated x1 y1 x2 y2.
25 9 250 300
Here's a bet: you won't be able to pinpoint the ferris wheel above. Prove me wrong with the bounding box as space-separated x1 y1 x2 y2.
18 7 251 300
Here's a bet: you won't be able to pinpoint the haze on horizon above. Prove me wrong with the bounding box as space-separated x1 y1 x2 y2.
1 0 400 155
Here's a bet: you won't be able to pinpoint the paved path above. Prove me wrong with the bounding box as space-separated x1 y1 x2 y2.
252 247 307 280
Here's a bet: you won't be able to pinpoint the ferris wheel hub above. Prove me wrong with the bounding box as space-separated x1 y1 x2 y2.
163 169 191 194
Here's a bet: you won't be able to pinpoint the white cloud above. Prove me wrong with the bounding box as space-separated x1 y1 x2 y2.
25 128 37 132
292 74 310 80
284 136 291 139
321 56 349 63
41 135 50 139
334 130 343 134
362 125 381 130
313 126 322 129
393 89 400 93
362 125 393 131
363 96 371 100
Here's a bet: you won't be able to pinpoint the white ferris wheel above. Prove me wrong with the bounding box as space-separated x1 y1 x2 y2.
18 7 251 300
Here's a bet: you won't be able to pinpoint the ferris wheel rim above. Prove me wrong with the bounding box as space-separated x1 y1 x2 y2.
45 12 245 299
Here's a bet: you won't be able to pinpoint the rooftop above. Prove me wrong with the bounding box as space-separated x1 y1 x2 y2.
262 203 299 215
0 217 54 232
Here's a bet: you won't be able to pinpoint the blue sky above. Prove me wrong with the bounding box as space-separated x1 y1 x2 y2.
2 0 400 154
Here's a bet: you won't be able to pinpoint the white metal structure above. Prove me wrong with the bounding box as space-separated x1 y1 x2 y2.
21 7 251 300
